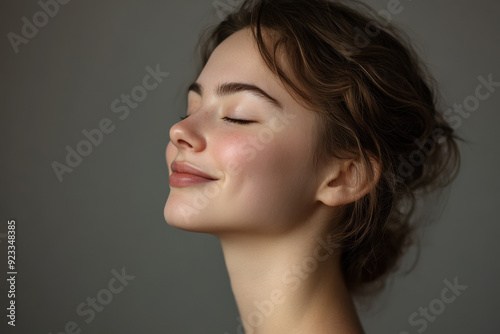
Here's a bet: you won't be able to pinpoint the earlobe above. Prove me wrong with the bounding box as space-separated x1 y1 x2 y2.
316 155 381 207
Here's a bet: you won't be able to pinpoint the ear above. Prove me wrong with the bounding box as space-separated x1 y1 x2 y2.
316 155 381 207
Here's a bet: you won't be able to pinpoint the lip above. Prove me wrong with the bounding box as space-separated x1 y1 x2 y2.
171 161 217 179
169 161 218 187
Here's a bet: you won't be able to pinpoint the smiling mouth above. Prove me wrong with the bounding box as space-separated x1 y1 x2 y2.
169 173 217 187
169 161 218 187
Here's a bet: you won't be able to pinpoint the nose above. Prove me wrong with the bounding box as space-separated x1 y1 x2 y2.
168 115 206 152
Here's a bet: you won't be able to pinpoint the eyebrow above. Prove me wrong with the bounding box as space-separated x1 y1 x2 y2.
187 81 283 109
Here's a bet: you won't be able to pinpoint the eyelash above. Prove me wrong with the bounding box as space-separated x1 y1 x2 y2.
179 115 254 125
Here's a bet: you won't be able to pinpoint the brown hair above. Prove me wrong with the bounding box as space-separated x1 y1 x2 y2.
196 0 460 295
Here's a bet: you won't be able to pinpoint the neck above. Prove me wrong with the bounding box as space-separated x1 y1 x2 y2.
217 225 364 334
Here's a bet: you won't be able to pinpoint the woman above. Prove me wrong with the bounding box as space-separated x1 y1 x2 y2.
164 0 460 333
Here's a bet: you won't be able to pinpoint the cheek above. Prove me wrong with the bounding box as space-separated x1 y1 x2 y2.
215 132 255 177
219 129 316 230
220 129 311 188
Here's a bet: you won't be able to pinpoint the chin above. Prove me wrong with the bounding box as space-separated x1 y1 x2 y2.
164 199 195 230
164 197 216 234
163 199 256 237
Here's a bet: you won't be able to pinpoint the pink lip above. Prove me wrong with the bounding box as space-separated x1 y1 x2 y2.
169 161 217 188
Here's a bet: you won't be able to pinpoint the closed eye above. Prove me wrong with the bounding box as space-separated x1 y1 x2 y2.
178 115 255 125
222 117 255 125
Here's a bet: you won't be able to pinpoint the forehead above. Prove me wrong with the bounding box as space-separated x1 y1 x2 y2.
196 28 292 102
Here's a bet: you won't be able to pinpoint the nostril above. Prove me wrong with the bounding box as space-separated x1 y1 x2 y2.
177 138 193 148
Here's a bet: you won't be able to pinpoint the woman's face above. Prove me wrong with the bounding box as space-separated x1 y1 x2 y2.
164 28 323 235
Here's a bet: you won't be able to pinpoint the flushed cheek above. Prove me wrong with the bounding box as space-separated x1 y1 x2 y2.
221 131 310 203
213 132 256 177
219 124 312 180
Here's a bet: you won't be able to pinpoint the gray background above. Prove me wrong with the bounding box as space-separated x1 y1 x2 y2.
1 0 499 333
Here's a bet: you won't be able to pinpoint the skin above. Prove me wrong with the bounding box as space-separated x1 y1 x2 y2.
164 27 377 334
